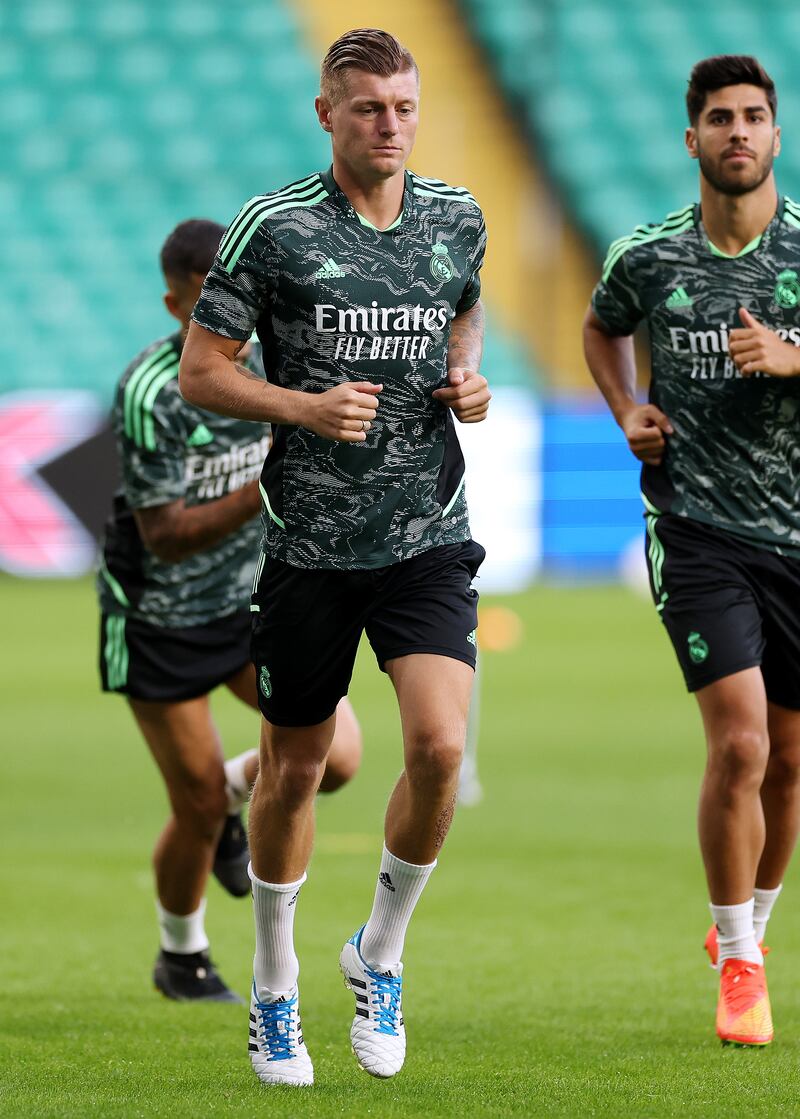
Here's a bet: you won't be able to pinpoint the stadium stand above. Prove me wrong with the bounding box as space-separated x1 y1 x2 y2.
2 1 323 397
460 0 800 251
2 0 534 398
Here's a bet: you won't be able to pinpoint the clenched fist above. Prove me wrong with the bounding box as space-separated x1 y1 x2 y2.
432 367 491 423
300 381 382 442
619 402 673 466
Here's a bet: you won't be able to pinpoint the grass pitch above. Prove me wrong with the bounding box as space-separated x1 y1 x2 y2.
3 576 800 1117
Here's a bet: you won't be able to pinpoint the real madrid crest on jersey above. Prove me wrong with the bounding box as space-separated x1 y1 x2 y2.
430 241 456 283
774 269 800 309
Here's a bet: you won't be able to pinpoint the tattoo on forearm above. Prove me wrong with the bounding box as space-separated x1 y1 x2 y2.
234 362 262 383
448 301 485 371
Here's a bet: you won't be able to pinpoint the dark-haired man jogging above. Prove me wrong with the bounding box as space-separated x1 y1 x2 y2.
98 219 361 1004
181 28 489 1086
585 55 800 1047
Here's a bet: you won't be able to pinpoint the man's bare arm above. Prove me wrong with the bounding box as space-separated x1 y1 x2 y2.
583 307 673 466
179 321 381 441
134 480 262 564
432 301 490 423
447 300 484 373
180 322 304 421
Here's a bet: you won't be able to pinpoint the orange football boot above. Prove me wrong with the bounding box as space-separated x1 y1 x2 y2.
704 926 768 968
715 958 773 1046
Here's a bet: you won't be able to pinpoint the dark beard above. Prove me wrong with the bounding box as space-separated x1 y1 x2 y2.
698 148 774 196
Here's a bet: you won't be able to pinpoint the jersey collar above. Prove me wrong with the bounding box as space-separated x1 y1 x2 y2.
695 196 783 259
319 165 414 231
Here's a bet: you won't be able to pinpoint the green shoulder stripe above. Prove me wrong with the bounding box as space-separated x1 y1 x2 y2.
413 185 479 207
604 204 694 255
219 174 322 258
123 343 179 448
602 205 695 282
140 365 180 451
220 178 329 273
603 207 692 258
410 173 478 208
783 197 800 229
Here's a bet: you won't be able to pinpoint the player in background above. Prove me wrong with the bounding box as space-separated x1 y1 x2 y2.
98 219 361 1003
180 28 490 1086
584 56 800 1047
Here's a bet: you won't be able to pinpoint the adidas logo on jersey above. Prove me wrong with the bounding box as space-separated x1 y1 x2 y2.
666 286 693 309
186 423 214 447
315 257 345 279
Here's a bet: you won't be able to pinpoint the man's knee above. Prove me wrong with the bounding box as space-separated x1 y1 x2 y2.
405 725 465 788
261 755 327 811
169 768 228 838
257 719 335 807
765 741 800 787
708 726 769 791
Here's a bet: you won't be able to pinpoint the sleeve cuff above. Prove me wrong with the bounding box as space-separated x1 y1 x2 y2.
190 312 252 342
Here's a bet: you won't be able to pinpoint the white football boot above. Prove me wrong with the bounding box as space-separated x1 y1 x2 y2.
340 926 405 1078
248 982 314 1086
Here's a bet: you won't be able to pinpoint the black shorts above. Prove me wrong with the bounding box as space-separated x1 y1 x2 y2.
645 512 800 707
99 608 252 703
250 539 485 726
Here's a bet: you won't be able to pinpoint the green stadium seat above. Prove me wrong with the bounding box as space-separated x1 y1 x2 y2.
0 0 323 397
460 0 800 258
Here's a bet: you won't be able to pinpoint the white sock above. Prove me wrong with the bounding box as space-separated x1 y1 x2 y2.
225 748 258 813
753 884 782 943
359 846 437 970
156 898 209 954
249 864 306 996
710 899 762 966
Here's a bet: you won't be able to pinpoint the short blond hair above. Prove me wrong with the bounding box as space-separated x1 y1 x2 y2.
320 28 418 105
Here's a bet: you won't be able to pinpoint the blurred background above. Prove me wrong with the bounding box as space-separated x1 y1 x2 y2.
11 0 800 590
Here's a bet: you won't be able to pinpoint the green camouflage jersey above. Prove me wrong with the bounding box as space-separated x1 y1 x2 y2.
97 332 268 627
592 195 800 557
191 166 486 571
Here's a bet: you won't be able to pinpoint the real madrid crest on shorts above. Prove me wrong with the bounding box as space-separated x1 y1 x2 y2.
430 241 456 283
259 665 272 698
687 631 709 664
774 269 800 309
